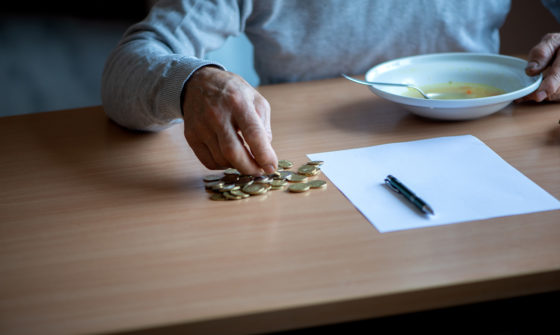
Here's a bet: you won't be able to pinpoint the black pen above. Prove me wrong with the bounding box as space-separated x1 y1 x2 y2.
384 175 434 215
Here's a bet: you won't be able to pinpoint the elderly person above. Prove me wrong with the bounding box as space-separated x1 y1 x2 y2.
102 0 560 175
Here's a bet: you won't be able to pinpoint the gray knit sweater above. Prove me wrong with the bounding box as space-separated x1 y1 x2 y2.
101 0 558 131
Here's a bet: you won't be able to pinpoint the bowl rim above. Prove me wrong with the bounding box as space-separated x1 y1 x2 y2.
364 52 543 109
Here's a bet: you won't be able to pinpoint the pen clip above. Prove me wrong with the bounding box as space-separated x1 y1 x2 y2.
384 177 400 193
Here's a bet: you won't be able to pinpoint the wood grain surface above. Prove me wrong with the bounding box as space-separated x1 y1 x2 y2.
1 78 559 334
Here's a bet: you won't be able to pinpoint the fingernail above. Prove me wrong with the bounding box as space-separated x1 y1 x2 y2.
527 61 538 70
536 91 548 102
526 62 539 74
263 164 276 174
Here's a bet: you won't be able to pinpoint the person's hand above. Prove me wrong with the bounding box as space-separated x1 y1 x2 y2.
519 33 560 102
182 66 277 175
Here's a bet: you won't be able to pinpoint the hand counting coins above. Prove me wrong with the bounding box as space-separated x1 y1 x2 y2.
204 160 327 200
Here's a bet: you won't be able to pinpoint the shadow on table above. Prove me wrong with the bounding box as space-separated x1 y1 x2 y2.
25 107 203 197
326 97 560 145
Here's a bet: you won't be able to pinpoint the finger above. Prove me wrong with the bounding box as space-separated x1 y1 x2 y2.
198 93 266 175
253 94 273 142
520 56 560 103
186 137 222 171
253 95 277 172
538 55 560 101
526 33 560 76
515 89 548 103
203 134 231 169
217 124 264 175
234 104 277 174
184 123 229 170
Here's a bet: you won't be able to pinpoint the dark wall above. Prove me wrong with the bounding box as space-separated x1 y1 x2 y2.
0 1 153 116
500 0 559 55
3 1 149 21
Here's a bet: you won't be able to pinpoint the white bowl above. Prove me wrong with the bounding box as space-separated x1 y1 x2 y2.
364 53 542 120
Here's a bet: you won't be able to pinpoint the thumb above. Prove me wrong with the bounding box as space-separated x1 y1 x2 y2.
526 33 560 75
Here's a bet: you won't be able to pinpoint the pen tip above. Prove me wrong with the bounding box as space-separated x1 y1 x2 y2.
423 205 435 215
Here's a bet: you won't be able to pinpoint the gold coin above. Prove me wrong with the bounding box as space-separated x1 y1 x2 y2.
254 175 272 184
207 159 325 200
212 184 227 192
203 174 223 182
289 174 308 183
236 175 254 186
230 189 250 198
223 191 242 200
308 180 327 189
269 171 282 179
278 159 294 169
297 164 319 176
221 184 239 192
288 183 310 193
297 164 314 172
224 168 240 175
222 174 240 184
242 183 268 195
210 193 227 201
270 179 288 189
278 170 294 180
205 180 224 189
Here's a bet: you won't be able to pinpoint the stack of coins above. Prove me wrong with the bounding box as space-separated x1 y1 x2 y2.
204 159 327 201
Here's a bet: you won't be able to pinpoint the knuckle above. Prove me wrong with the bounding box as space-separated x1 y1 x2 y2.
242 123 264 139
544 33 560 43
543 34 560 54
228 93 247 111
254 95 271 113
543 33 555 42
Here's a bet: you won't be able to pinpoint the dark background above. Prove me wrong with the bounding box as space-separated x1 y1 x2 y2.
0 1 152 116
3 1 149 20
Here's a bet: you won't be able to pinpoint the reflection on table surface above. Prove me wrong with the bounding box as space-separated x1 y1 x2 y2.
1 78 559 334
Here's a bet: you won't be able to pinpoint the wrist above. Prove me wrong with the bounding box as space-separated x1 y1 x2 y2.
181 65 224 116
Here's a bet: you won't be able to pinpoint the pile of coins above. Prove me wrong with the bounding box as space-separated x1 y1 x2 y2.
204 159 327 201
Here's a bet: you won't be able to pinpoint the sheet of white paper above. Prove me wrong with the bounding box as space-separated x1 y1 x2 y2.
308 135 560 233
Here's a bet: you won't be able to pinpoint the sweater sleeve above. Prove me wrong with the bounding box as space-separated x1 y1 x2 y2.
101 0 252 131
542 0 560 22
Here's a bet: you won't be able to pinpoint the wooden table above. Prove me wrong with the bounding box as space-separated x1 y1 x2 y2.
1 78 559 334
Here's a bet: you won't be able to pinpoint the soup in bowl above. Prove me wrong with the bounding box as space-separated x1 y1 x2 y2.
365 53 542 120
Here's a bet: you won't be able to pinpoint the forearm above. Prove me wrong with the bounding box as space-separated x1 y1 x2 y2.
100 0 247 131
101 39 222 131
